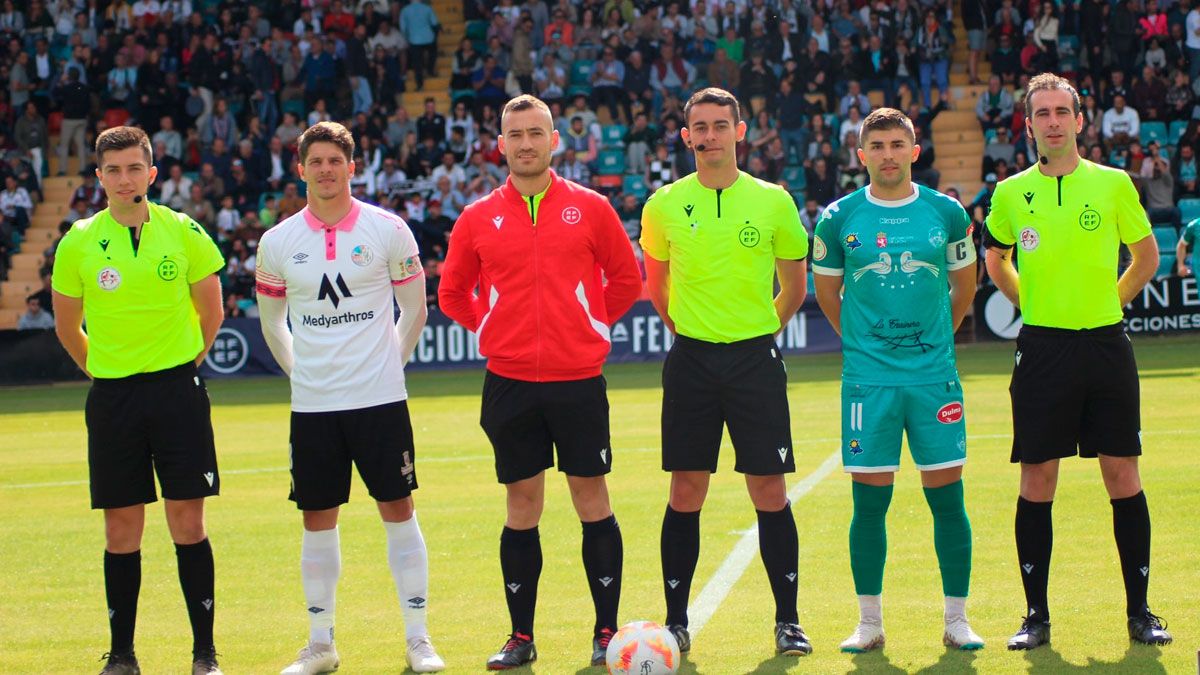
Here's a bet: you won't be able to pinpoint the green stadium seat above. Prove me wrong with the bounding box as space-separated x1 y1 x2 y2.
1109 150 1127 169
790 189 806 205
1169 120 1189 144
1179 198 1200 223
1140 122 1168 146
567 84 592 98
596 148 625 175
282 99 305 117
465 20 488 42
1058 35 1080 56
601 124 627 148
622 173 648 198
451 89 475 103
571 60 594 86
1157 252 1176 277
782 166 806 190
1152 225 1179 251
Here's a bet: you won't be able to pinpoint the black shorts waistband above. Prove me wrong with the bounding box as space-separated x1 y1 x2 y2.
93 361 198 385
674 334 778 351
1019 322 1126 339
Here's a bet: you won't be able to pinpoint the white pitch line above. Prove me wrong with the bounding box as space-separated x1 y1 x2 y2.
688 449 842 638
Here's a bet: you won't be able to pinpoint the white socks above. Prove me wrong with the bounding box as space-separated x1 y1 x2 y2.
384 514 430 640
945 595 967 621
858 594 883 625
301 527 342 646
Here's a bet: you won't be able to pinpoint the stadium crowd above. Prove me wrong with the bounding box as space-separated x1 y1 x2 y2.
2 0 1198 330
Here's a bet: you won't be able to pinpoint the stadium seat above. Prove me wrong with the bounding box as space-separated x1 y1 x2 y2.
1157 252 1176 277
1179 198 1200 223
1140 122 1168 146
596 148 625 175
47 111 62 135
465 20 488 42
622 173 648 199
601 125 627 148
1152 225 1180 251
282 99 305 117
782 166 806 190
592 174 623 193
1169 120 1189 144
1109 150 1127 169
1058 35 1080 56
451 89 475 104
790 189 806 204
571 60 594 86
104 108 130 129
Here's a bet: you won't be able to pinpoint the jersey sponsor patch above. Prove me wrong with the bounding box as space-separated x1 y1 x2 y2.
845 233 863 250
97 267 121 291
351 244 374 266
813 235 827 261
1019 227 1040 251
936 401 964 424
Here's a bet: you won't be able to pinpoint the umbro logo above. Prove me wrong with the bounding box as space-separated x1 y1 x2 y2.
202 598 213 611
308 606 326 614
667 579 680 589
408 596 426 608
318 273 353 309
777 447 789 462
99 239 110 251
1023 191 1035 205
203 472 214 487
684 204 694 217
785 573 797 582
598 577 614 587
292 252 309 264
600 448 608 463
1140 566 1149 577
1022 563 1034 574
507 583 521 593
493 215 504 229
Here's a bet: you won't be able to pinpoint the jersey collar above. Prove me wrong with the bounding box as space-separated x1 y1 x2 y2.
500 168 561 206
865 182 918 207
302 198 362 232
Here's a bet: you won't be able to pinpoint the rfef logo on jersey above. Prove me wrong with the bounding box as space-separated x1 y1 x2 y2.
845 233 862 250
562 206 582 224
936 402 964 424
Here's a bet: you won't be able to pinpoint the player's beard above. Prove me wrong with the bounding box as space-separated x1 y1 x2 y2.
871 164 910 189
509 152 551 179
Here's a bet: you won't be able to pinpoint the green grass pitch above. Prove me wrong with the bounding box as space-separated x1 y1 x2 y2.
2 336 1198 674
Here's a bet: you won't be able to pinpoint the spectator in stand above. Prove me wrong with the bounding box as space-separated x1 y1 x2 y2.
54 66 90 176
740 51 778 116
400 0 440 90
984 126 1018 178
1032 2 1060 72
534 51 567 107
0 174 32 234
278 181 306 220
622 50 654 123
1103 93 1141 149
1173 143 1199 198
159 164 192 210
992 33 1022 86
806 156 839 207
916 10 953 108
839 80 871 119
18 294 55 330
1133 66 1168 121
1142 142 1179 226
650 43 695 115
591 47 625 123
14 102 47 188
472 55 508 114
911 125 941 189
977 75 1016 130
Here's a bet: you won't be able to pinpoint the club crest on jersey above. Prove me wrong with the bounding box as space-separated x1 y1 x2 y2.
876 231 888 248
936 402 964 424
848 439 864 455
845 233 862 250
97 267 121 291
1019 227 1040 251
351 245 373 266
813 235 827 261
928 227 946 248
562 206 582 224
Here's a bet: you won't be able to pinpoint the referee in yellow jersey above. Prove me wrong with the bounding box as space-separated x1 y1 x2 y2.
52 127 226 675
983 74 1172 650
640 88 811 657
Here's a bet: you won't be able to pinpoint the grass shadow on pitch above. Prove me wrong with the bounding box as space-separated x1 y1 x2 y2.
1023 643 1167 673
913 647 980 673
844 650 908 673
748 654 820 673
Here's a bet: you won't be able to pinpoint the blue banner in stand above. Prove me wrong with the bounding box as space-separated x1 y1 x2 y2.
200 300 843 378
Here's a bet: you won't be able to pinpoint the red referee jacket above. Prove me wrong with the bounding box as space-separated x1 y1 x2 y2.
439 171 642 381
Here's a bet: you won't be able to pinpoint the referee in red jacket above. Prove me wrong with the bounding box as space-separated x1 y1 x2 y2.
440 94 642 670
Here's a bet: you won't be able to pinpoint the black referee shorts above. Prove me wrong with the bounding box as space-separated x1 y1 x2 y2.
86 362 219 509
662 334 795 475
289 400 418 511
480 371 612 484
1009 323 1142 463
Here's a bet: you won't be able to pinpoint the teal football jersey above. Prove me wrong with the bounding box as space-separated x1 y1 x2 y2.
812 184 974 385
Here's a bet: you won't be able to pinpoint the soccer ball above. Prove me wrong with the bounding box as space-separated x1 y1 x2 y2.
605 620 680 675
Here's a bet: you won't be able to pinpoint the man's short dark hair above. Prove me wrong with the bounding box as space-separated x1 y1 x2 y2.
1025 72 1081 118
683 87 741 126
298 121 355 163
501 94 553 126
859 107 916 147
95 126 153 166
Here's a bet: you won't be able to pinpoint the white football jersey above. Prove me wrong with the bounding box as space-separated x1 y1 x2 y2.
256 199 423 412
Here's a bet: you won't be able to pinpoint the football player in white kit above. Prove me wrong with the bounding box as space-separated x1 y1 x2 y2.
256 121 445 674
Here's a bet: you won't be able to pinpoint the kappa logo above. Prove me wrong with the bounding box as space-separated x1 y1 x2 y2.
936 402 964 424
292 252 309 264
1022 564 1034 574
1023 191 1035 205
1140 566 1149 577
318 273 353 309
308 606 326 614
203 472 215 487
492 215 504 229
507 583 522 594
667 579 680 589
202 598 213 611
408 596 427 609
599 577 614 587
99 239 110 251
777 447 789 462
785 573 797 582
600 448 609 463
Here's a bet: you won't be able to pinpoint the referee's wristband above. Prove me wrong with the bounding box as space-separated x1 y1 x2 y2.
981 226 1014 251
